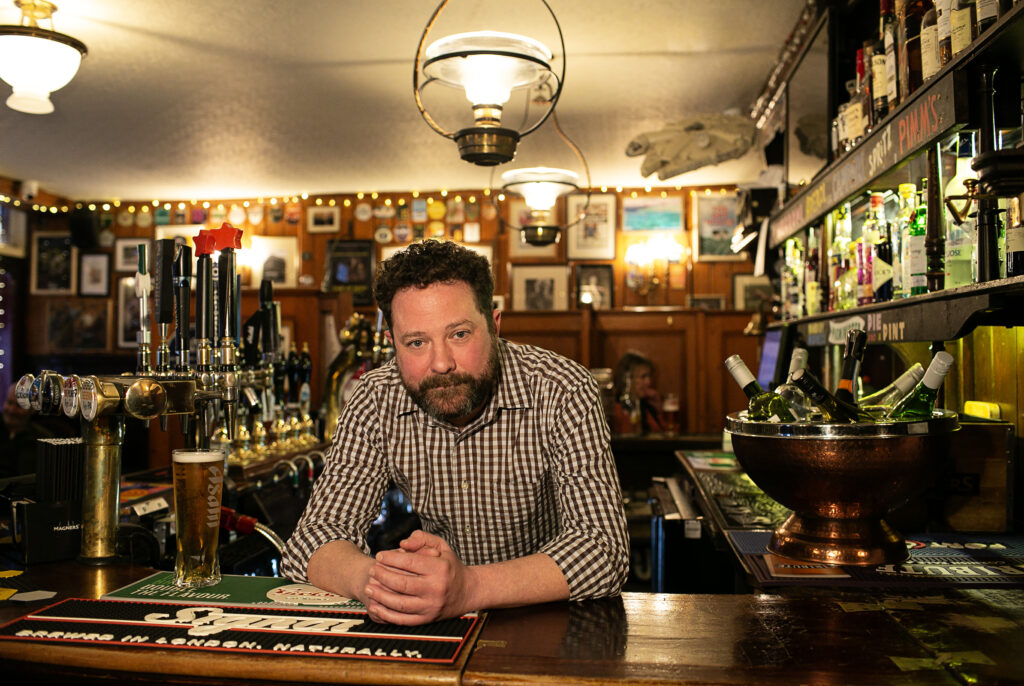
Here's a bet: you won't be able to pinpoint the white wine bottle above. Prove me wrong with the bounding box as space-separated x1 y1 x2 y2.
724 354 796 422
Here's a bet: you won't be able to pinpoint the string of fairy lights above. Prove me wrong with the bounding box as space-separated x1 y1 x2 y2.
0 183 734 217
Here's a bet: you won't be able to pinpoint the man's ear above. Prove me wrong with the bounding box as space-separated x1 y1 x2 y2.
385 330 394 345
492 307 501 336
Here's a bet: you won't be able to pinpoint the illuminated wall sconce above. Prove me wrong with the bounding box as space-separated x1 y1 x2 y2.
0 0 87 114
625 235 686 297
413 1 565 165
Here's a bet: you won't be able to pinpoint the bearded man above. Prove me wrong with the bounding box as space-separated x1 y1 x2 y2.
283 240 629 626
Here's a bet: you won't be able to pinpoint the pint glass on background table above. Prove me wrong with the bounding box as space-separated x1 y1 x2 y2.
172 449 225 588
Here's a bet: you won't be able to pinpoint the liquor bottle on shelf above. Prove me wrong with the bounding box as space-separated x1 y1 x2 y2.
805 226 823 316
724 354 796 422
857 46 875 136
1005 191 1024 277
937 0 952 66
285 341 300 405
790 368 875 423
899 0 934 100
882 0 900 111
857 362 926 409
298 341 313 413
944 132 978 288
775 348 811 420
828 208 849 311
895 182 918 298
870 39 889 121
835 204 858 310
920 4 941 81
906 179 930 296
867 192 895 301
835 329 868 404
885 351 955 420
976 0 999 33
950 0 977 57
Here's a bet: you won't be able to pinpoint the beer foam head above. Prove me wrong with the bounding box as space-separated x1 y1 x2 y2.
172 449 225 463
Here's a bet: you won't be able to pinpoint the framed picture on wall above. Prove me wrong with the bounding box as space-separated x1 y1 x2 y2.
30 231 77 295
566 193 616 260
622 195 683 232
511 265 569 311
114 237 150 272
78 253 111 297
116 276 142 348
323 239 374 306
687 294 727 311
45 299 110 353
250 235 299 288
0 206 27 258
576 264 614 310
307 205 341 234
733 273 774 310
692 193 744 261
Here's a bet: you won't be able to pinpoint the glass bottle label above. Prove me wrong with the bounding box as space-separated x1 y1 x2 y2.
937 0 952 42
1007 224 1024 253
871 55 888 105
873 257 894 289
908 234 927 287
977 0 999 22
950 7 973 55
884 27 899 105
921 26 940 80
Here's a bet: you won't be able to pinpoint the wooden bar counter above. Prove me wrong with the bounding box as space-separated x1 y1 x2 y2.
2 562 1023 684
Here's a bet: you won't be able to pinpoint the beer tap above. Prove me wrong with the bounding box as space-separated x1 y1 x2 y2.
135 243 152 376
152 239 176 375
193 230 217 448
215 225 242 445
174 243 193 374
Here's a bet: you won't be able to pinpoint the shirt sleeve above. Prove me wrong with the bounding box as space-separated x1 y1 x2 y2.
281 379 391 582
536 372 631 600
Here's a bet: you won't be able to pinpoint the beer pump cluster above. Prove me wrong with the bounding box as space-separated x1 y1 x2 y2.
13 223 319 566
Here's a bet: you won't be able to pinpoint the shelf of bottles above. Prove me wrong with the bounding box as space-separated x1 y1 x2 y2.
769 1 1024 346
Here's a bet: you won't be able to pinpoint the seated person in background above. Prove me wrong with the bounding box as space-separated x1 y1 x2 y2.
283 240 630 626
612 351 664 435
0 385 53 479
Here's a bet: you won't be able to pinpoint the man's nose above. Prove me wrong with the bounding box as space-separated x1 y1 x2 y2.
430 343 456 374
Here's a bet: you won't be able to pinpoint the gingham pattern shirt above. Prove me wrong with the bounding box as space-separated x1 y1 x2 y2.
282 339 630 601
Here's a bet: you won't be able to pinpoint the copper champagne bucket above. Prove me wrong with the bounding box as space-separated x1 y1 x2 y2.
725 410 959 566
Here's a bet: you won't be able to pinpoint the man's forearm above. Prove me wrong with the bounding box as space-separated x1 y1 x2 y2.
463 553 569 613
307 540 375 601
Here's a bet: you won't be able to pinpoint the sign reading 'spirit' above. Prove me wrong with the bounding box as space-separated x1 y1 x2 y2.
0 598 478 663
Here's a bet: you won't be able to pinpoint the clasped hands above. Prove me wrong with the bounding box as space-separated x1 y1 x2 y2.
362 529 472 625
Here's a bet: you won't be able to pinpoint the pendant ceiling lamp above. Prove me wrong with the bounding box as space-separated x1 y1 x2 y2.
413 0 565 166
0 0 86 114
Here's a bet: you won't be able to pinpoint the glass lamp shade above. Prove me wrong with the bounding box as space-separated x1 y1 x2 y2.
424 31 552 106
0 27 86 114
501 167 578 211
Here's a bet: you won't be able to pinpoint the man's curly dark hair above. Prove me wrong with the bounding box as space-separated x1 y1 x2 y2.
373 240 494 331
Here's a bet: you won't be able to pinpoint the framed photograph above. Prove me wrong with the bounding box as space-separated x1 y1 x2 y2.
45 299 110 353
116 276 142 348
506 198 559 261
622 196 683 232
78 253 111 297
511 265 569 311
566 193 616 260
576 264 614 310
693 193 744 261
733 273 774 310
30 231 77 295
687 294 727 311
114 237 150 272
492 294 505 312
307 205 340 234
323 239 374 306
0 206 27 258
250 235 299 288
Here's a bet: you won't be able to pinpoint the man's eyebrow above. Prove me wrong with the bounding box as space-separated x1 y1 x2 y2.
398 319 475 342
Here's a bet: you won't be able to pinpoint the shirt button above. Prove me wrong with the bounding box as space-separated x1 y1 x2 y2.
461 479 469 490
464 524 471 534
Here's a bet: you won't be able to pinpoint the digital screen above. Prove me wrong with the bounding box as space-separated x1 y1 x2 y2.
757 329 783 389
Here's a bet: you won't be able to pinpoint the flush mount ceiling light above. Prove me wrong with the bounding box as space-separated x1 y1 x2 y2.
413 1 565 166
502 167 578 246
0 0 86 114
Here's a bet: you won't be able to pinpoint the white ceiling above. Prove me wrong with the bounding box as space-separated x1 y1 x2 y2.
0 0 805 202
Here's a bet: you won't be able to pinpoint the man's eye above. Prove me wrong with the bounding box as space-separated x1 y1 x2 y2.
406 340 424 349
452 330 470 340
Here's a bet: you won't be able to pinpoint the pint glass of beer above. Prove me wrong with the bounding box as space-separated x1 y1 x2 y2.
172 449 225 588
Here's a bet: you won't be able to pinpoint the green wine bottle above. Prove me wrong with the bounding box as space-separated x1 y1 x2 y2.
724 354 796 422
857 363 925 408
790 368 875 423
885 351 954 420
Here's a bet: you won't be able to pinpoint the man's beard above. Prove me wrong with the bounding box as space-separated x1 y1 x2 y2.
402 339 500 425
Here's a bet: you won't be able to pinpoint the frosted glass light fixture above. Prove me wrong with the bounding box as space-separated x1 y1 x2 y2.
414 2 564 166
0 0 86 114
501 167 578 246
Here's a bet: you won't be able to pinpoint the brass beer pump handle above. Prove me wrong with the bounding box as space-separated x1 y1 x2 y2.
174 243 193 373
152 238 176 374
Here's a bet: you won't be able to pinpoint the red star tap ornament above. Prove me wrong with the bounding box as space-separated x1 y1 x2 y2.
193 230 217 256
210 222 243 251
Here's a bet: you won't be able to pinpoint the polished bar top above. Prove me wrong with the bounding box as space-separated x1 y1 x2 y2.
2 562 1023 684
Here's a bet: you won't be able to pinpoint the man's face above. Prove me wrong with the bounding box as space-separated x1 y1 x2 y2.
387 281 501 426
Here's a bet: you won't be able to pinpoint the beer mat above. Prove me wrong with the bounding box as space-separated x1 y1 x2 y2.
728 530 1024 588
0 598 479 664
104 572 366 610
678 451 740 471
